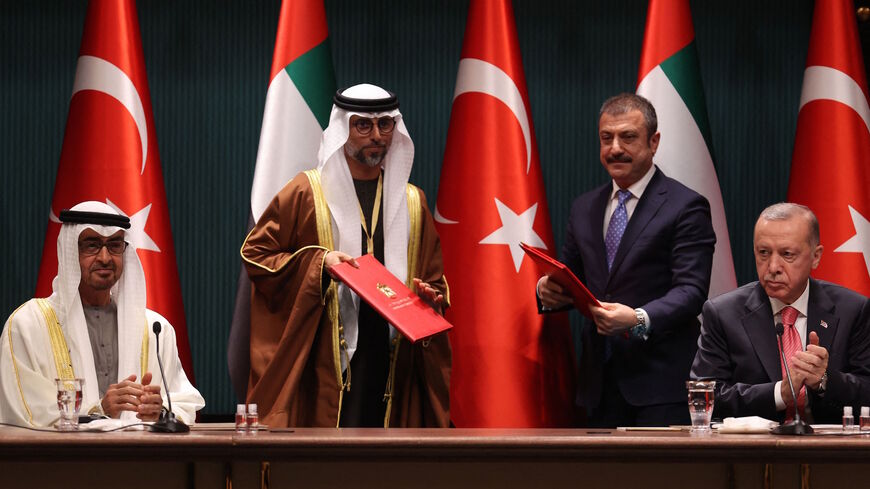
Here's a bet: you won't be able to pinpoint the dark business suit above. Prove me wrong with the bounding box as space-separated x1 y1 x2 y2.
561 167 715 426
691 279 870 424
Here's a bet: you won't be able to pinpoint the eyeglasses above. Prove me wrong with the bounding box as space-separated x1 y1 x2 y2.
353 117 396 135
78 239 128 256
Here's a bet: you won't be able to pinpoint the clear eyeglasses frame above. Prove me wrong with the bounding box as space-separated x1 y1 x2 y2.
78 239 128 256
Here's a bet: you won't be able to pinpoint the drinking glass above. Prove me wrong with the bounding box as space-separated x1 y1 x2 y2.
55 378 83 431
686 380 715 433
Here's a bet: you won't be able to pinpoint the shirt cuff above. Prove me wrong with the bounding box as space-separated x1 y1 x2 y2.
536 277 552 311
774 381 786 411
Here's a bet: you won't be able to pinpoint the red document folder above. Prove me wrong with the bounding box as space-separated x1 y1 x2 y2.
330 254 453 342
520 242 601 318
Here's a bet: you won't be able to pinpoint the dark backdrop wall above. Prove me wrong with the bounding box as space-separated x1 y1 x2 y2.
0 0 835 414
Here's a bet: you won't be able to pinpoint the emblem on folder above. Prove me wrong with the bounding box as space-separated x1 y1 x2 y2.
376 283 397 299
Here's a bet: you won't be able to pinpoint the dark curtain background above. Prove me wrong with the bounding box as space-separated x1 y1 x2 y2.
3 0 859 415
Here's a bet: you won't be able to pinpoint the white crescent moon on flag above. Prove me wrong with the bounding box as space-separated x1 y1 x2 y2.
453 58 532 174
72 55 149 174
433 206 458 224
435 58 532 226
799 65 870 135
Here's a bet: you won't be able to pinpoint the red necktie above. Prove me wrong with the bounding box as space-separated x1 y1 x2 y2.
779 306 806 421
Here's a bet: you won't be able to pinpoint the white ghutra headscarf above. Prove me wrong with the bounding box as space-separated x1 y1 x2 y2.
47 201 148 419
316 84 415 368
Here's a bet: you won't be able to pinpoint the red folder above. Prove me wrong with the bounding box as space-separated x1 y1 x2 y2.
330 254 453 342
520 242 601 318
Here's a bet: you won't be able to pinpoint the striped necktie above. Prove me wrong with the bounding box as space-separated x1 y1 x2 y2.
779 306 806 421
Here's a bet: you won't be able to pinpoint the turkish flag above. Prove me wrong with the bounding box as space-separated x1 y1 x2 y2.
435 0 574 427
787 0 870 297
35 0 195 382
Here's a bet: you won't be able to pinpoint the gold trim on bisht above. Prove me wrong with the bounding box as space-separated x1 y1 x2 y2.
405 184 423 292
141 320 150 380
381 184 425 427
36 299 75 381
240 226 328 275
5 303 35 425
383 335 401 427
304 169 349 428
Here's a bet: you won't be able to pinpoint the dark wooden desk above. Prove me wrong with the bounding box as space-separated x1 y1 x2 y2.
2 426 870 488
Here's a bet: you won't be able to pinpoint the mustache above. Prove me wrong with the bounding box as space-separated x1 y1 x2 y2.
606 154 632 163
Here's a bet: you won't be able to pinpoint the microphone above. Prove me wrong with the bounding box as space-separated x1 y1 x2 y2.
149 321 190 433
771 322 813 435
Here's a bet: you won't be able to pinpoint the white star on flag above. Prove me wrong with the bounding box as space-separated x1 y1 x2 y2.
479 198 546 272
833 205 870 278
106 199 161 253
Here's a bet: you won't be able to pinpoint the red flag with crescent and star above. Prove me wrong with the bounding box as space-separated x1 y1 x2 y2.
35 0 195 382
435 0 574 427
787 0 870 297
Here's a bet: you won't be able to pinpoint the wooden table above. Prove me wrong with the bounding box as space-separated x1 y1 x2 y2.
2 425 870 488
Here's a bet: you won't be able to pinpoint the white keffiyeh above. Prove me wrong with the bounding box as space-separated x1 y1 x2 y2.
47 201 147 421
317 84 415 368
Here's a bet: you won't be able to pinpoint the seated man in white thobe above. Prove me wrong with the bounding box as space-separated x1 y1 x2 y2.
0 201 204 428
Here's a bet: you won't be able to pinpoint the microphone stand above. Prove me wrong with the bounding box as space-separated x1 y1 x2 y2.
771 322 814 435
149 321 190 433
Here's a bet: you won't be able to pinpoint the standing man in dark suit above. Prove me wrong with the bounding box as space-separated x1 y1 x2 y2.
691 203 870 423
538 93 716 427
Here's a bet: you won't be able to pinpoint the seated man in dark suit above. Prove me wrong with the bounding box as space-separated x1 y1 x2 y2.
691 203 870 423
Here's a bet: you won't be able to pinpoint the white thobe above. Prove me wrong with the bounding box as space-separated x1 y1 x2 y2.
0 299 204 428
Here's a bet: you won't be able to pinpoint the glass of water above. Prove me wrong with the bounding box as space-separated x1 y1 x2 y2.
686 380 715 433
55 378 84 431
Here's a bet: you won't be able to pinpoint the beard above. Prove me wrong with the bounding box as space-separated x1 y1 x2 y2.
346 141 388 167
82 264 120 291
357 150 385 167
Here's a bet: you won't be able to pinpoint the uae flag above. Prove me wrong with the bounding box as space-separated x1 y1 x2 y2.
435 0 575 427
35 0 195 381
787 0 870 297
227 0 336 400
636 0 736 299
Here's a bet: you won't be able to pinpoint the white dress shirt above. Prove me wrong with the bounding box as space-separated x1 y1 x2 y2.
602 165 657 237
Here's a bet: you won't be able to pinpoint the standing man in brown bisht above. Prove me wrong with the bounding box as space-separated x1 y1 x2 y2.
242 84 450 428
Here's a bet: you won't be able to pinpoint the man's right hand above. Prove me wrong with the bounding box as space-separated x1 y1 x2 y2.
324 251 359 279
101 374 144 418
537 276 572 309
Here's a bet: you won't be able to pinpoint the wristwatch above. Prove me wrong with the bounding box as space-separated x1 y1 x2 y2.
629 308 649 339
817 371 828 394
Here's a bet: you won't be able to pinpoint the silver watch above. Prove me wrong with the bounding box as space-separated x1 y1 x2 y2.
630 309 649 339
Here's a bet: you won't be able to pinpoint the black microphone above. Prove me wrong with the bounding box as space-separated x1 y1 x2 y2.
149 321 189 433
771 322 813 435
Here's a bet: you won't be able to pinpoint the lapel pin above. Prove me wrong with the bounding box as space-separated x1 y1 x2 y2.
820 320 828 329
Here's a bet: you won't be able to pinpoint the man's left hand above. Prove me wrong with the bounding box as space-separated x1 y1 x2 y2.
590 301 636 336
791 331 829 390
136 372 164 422
413 278 444 312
